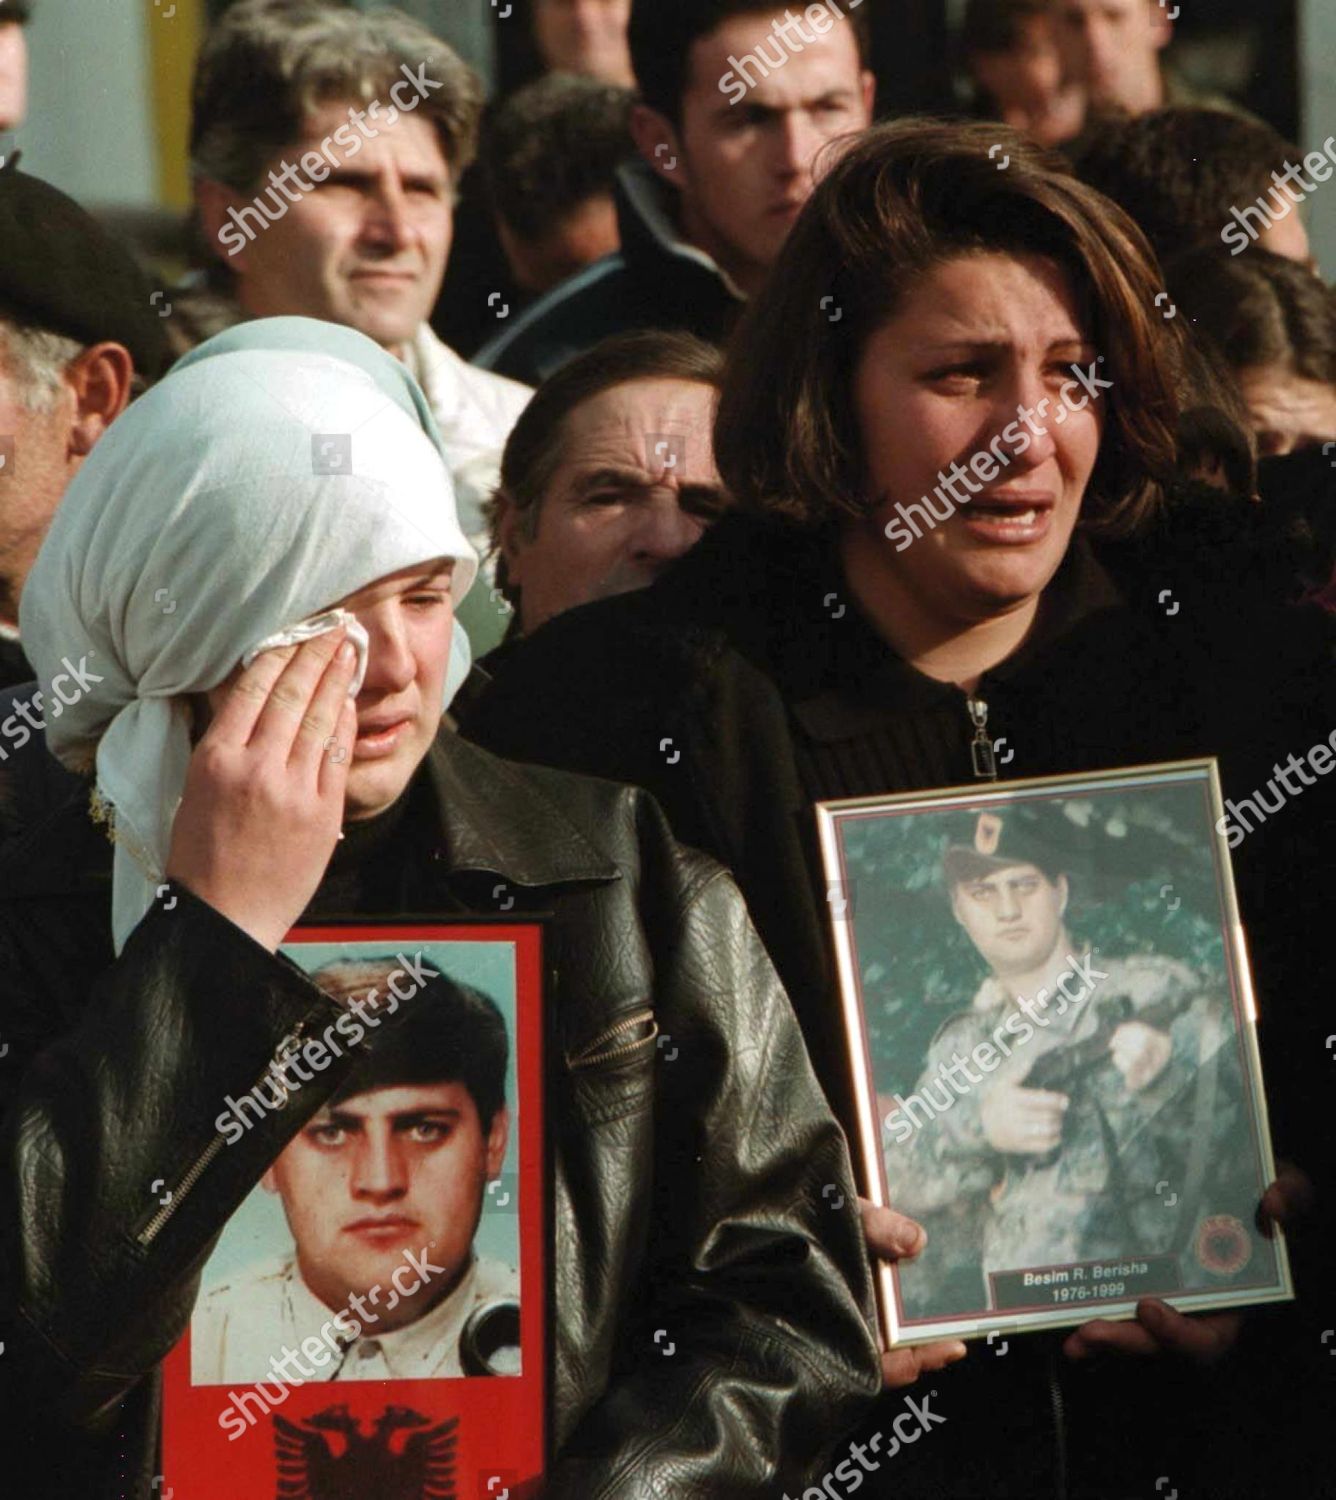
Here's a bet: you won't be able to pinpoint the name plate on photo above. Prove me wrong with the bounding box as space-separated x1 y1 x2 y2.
990 1254 1181 1312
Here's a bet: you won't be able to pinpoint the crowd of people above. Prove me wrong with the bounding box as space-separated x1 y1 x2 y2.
0 0 1332 1497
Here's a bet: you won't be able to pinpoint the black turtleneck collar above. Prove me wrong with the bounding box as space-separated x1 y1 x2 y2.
307 774 426 920
646 510 1126 707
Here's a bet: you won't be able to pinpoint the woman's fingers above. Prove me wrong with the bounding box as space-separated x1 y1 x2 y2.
205 642 300 746
881 1340 968 1389
1136 1302 1241 1363
857 1198 967 1390
165 628 358 952
247 630 350 757
290 637 359 774
1064 1301 1242 1365
1063 1317 1160 1361
1257 1164 1314 1236
317 696 357 800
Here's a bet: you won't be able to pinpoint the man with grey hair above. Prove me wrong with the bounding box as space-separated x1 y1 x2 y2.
189 0 532 574
0 162 170 688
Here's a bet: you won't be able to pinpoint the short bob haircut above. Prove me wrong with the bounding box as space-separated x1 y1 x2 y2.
716 118 1184 536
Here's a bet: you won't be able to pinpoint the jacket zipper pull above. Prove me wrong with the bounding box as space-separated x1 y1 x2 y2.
967 696 998 781
135 1021 311 1248
267 1024 307 1108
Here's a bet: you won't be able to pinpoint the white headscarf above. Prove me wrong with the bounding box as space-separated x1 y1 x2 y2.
20 317 478 952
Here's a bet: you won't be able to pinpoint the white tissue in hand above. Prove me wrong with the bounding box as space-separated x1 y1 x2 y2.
241 607 370 697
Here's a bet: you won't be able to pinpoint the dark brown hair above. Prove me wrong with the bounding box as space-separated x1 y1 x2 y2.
312 958 508 1130
715 117 1184 535
1166 245 1336 384
484 73 634 244
1174 330 1259 499
1076 107 1301 265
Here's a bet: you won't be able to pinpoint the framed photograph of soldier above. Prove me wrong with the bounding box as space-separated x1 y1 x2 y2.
816 760 1292 1348
160 921 548 1500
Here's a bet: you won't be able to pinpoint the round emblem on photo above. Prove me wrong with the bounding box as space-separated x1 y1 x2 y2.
1195 1214 1252 1276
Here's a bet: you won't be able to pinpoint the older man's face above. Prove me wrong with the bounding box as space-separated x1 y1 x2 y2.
0 343 75 623
500 377 727 635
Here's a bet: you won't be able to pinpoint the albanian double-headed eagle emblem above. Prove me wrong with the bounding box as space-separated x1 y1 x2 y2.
274 1404 458 1500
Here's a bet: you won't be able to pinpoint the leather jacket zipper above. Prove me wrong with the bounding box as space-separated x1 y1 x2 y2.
567 1008 657 1070
967 695 999 781
135 1021 308 1247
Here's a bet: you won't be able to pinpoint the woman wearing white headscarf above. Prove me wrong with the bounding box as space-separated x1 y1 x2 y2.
0 322 879 1499
20 314 477 953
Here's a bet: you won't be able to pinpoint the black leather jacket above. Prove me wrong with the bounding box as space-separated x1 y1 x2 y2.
0 723 880 1499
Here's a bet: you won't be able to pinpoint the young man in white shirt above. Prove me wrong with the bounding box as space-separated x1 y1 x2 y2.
193 958 520 1388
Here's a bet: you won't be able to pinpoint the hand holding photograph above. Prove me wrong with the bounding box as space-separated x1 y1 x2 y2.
817 761 1291 1347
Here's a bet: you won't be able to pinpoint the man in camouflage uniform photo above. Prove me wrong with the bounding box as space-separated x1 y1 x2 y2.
886 804 1249 1318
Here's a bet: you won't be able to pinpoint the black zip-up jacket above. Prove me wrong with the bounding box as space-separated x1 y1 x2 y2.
0 724 880 1498
462 507 1336 1498
474 159 746 386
